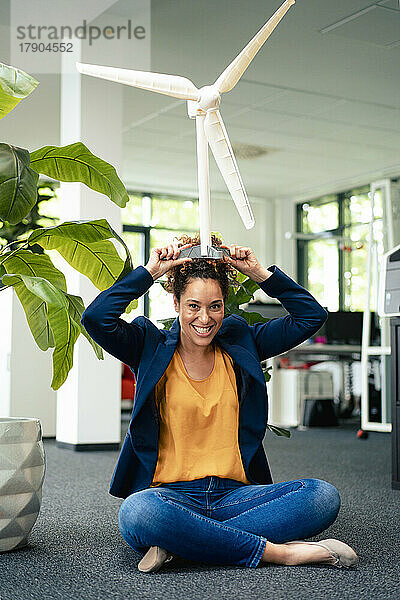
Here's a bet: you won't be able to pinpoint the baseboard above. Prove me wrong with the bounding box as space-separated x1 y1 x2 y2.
56 441 120 452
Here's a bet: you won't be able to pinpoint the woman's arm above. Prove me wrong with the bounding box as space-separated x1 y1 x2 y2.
144 241 191 280
224 246 328 361
224 244 273 282
252 265 328 360
80 266 153 369
80 243 191 369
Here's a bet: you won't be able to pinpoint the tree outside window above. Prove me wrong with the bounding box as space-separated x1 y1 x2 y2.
297 186 383 313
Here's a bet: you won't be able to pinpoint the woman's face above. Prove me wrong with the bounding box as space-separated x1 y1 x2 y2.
174 278 224 349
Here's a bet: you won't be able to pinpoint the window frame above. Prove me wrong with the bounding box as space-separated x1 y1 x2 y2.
296 186 372 312
122 191 199 317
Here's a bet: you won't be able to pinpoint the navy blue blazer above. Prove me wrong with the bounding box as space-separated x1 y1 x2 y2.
80 264 327 499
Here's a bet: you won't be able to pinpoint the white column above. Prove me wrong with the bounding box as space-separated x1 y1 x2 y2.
56 41 123 449
274 198 296 277
0 287 57 435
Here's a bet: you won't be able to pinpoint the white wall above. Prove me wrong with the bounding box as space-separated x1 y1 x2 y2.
11 291 57 431
273 198 297 278
0 287 57 434
0 289 12 416
212 193 297 278
211 195 274 269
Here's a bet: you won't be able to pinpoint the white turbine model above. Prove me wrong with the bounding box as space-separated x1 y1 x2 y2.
77 0 296 258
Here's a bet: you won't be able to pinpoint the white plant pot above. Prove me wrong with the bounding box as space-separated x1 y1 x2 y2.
0 417 46 553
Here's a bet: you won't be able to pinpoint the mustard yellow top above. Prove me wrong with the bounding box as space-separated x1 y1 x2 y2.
150 345 251 487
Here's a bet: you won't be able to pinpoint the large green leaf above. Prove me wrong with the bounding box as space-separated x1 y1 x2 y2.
0 248 104 362
234 308 271 325
158 317 175 330
1 273 81 390
266 424 291 438
30 142 129 208
0 62 39 120
0 249 66 350
27 218 137 312
223 276 271 325
234 279 259 306
224 286 240 315
0 144 39 225
64 292 104 360
263 364 273 382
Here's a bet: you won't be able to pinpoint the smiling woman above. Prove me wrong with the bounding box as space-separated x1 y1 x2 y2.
173 277 225 358
163 236 235 375
80 232 358 573
146 232 270 378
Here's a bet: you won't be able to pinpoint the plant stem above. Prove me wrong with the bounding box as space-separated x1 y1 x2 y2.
0 240 19 254
0 241 30 292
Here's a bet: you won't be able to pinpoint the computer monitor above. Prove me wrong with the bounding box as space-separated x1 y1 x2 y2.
321 310 380 346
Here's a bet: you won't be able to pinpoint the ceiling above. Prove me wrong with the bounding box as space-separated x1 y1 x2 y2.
1 0 400 202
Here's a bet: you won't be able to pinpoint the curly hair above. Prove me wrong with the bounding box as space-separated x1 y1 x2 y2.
164 233 238 301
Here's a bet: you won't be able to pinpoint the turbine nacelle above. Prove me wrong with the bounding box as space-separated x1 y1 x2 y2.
187 85 221 118
198 86 221 112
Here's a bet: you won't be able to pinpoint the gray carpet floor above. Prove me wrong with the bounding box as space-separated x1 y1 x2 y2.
1 420 399 600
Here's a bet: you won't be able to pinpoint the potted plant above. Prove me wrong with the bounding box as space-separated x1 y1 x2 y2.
0 417 45 552
0 62 136 552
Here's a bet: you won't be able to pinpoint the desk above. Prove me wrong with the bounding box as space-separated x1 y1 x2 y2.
267 344 362 420
284 343 361 357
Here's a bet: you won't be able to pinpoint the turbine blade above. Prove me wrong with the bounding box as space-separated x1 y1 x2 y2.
76 63 199 101
214 0 296 94
204 110 255 230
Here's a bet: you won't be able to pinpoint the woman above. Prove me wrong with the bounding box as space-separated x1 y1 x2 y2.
81 235 358 573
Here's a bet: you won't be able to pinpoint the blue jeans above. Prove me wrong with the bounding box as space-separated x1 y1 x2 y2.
118 476 341 569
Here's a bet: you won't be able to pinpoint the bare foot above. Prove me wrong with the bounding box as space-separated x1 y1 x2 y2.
260 541 290 565
261 541 334 566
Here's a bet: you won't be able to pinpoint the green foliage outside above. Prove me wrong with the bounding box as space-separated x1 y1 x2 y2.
301 192 383 312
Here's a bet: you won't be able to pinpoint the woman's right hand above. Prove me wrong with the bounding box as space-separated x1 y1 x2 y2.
144 242 192 281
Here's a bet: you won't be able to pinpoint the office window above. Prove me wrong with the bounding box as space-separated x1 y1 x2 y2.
151 197 198 230
298 196 339 311
342 189 383 311
121 194 143 226
36 186 61 228
121 193 198 321
297 186 383 312
301 196 338 233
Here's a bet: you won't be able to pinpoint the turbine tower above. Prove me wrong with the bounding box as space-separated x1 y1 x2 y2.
77 0 296 257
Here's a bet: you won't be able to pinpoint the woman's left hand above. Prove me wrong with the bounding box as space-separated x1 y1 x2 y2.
223 245 271 282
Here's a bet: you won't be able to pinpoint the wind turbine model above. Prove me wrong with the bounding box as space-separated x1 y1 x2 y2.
77 0 296 258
